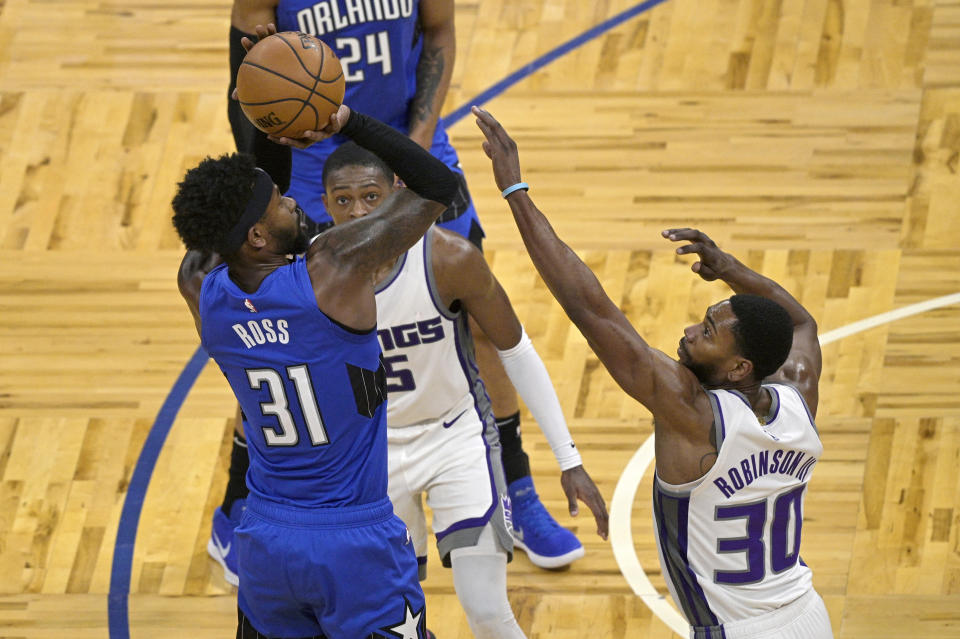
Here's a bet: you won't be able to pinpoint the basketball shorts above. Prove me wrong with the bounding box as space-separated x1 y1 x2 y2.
235 495 427 639
691 588 833 639
386 397 513 579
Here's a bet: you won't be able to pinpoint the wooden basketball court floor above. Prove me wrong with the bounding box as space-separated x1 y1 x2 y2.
0 0 958 636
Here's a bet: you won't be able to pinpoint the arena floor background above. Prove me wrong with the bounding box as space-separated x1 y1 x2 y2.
0 0 959 637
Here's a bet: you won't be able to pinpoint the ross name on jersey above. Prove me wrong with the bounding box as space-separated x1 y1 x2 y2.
296 0 415 36
233 318 290 349
713 448 818 499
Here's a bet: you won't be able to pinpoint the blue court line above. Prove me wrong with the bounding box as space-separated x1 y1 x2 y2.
108 346 209 639
441 0 669 129
107 2 666 636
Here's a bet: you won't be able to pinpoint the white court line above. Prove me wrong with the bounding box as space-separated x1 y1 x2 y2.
610 437 689 634
609 292 960 637
818 292 960 344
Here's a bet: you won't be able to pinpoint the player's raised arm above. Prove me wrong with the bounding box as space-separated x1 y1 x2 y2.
273 106 457 329
472 108 702 407
473 107 717 486
665 228 822 415
307 107 458 269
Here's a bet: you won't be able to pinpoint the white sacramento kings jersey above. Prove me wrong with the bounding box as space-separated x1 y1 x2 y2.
374 229 492 428
653 383 823 632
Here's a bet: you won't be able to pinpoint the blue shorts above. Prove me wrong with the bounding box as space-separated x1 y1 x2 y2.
236 495 426 638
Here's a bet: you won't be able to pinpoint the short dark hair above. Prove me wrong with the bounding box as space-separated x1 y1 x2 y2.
727 294 794 380
171 153 259 254
322 141 394 188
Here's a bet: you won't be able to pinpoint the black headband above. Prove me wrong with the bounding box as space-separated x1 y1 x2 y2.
218 168 274 255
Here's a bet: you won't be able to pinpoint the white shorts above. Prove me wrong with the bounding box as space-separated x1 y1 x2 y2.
387 396 513 578
692 589 833 639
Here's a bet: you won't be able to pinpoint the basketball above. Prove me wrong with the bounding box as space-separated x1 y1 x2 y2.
236 32 345 138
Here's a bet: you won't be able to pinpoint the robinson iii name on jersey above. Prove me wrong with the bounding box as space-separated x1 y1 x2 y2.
713 448 818 499
294 0 415 36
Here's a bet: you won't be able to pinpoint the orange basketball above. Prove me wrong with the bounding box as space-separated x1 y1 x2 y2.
236 32 345 138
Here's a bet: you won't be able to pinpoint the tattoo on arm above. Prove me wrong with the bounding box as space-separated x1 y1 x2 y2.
331 192 441 274
410 45 445 127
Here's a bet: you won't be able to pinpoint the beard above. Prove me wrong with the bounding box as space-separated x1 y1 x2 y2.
685 359 716 385
282 228 310 256
678 338 717 385
278 206 311 256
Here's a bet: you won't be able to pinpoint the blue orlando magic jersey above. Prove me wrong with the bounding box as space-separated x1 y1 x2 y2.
277 0 422 130
275 0 465 224
199 258 388 507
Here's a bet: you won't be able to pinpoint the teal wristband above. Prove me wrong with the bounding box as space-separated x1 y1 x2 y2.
501 182 529 198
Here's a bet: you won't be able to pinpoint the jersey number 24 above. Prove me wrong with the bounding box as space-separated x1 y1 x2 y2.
335 32 391 82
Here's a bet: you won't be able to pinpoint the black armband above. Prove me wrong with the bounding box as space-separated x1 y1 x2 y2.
228 26 292 193
340 110 459 207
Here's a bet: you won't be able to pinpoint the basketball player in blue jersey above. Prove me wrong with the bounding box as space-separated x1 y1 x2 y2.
214 8 588 579
173 105 457 639
317 141 608 637
475 108 834 639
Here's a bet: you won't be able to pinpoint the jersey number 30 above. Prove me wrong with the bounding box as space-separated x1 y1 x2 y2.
713 484 805 584
246 365 329 447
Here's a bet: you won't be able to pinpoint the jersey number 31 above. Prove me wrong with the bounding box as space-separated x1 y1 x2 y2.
246 365 329 447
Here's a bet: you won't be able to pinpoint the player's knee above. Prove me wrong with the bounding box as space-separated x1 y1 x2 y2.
457 587 511 627
459 592 519 639
469 613 523 639
452 560 519 637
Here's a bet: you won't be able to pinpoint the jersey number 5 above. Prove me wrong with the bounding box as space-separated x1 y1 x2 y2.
246 365 329 447
713 484 805 584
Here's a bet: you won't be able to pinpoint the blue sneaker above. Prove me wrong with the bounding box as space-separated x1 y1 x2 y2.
207 500 244 586
508 476 584 569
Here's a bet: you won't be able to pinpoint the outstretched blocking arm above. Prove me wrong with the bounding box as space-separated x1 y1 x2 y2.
432 229 609 539
665 229 822 415
472 108 694 410
473 107 715 485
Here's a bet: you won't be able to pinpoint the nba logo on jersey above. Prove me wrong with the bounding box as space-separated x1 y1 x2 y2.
244 298 257 313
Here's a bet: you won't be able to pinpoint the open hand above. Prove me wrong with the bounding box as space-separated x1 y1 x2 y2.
560 465 609 540
240 23 278 53
471 106 523 192
662 228 735 281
